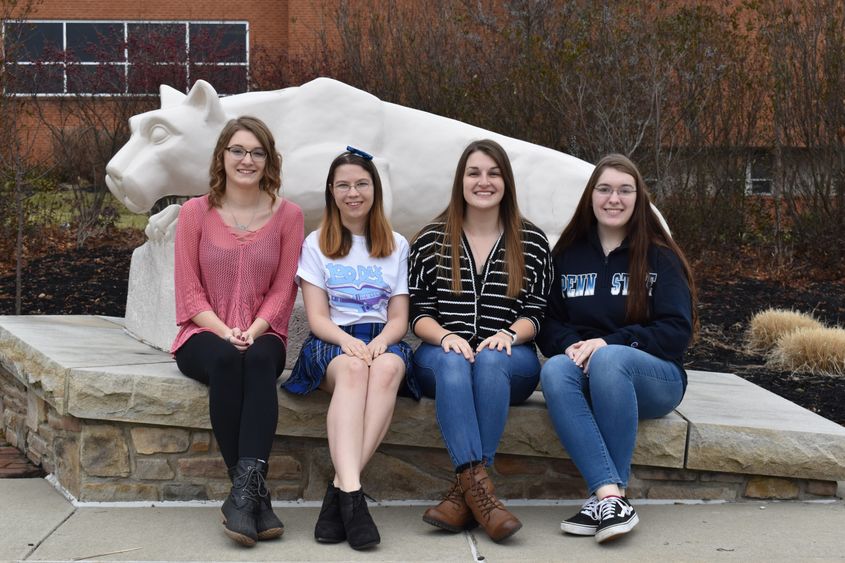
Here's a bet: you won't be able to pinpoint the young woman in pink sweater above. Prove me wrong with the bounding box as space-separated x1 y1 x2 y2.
172 116 304 547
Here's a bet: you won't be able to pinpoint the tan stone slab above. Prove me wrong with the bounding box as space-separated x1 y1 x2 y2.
499 392 687 467
279 390 447 449
281 389 685 467
630 411 689 468
69 368 684 469
67 358 462 453
68 356 684 468
679 370 845 480
0 315 172 414
96 315 126 326
68 362 211 428
0 315 167 368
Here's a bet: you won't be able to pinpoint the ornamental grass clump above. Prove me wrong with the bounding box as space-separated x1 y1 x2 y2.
746 308 823 354
769 327 845 377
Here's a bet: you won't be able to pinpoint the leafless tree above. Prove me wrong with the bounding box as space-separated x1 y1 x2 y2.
1 0 52 314
27 25 245 247
757 0 845 270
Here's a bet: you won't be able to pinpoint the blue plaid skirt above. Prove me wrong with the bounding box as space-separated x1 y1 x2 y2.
282 322 419 399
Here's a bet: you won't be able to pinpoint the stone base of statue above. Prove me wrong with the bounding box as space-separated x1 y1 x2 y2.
124 237 177 352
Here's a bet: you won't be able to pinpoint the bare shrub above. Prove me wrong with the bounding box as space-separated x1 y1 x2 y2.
2 0 53 314
770 327 845 376
747 308 823 353
755 0 845 271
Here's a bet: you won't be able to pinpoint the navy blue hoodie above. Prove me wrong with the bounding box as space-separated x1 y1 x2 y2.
536 227 693 388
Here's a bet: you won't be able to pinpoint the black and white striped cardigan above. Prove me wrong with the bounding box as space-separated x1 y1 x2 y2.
409 220 552 346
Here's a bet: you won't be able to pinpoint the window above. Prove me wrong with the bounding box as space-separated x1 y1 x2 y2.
67 23 123 62
746 153 773 195
127 23 188 93
3 20 249 96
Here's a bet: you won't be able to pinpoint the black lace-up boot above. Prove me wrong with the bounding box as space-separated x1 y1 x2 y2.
338 488 380 550
221 458 265 546
254 459 284 540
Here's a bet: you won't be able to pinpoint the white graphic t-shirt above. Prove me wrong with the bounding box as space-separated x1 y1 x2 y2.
296 230 409 326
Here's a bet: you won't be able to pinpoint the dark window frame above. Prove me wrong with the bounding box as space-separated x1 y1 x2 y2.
746 152 773 196
2 19 249 96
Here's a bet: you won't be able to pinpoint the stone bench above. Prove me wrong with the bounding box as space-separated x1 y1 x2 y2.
1 314 844 503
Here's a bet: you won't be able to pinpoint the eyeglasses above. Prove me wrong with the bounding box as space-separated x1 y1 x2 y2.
333 181 372 193
226 146 268 161
594 186 636 197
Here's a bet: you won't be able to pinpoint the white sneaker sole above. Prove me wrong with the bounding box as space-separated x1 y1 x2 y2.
595 513 639 544
560 521 598 536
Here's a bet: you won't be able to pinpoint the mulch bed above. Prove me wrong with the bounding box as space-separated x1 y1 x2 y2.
687 277 845 426
0 228 142 315
1 230 843 428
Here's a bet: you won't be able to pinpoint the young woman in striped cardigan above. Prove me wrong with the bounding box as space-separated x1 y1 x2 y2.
408 139 552 543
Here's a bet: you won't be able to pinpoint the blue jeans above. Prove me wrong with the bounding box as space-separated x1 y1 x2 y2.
412 343 540 468
540 345 684 493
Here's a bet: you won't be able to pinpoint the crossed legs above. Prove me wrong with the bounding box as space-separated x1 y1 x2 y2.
321 353 405 491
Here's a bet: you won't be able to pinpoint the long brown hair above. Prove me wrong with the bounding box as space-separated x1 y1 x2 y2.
319 151 395 258
434 139 525 298
553 153 698 335
208 116 281 208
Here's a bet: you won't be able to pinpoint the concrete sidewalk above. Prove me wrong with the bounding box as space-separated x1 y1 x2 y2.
2 479 844 562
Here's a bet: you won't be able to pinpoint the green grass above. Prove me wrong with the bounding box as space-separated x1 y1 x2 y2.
116 210 149 230
27 186 148 231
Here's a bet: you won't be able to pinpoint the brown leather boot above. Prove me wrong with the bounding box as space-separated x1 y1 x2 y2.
458 464 522 542
422 475 478 532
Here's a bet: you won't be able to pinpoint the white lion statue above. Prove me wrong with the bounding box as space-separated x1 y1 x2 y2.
106 77 594 350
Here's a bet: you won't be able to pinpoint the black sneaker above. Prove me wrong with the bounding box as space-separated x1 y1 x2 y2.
560 495 599 536
595 496 639 543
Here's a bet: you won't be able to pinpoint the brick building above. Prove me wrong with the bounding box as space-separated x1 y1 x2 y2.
3 0 332 96
1 0 340 163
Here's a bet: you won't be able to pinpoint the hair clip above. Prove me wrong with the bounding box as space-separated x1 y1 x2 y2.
346 146 374 161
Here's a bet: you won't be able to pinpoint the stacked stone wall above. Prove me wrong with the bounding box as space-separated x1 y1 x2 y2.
1 366 838 503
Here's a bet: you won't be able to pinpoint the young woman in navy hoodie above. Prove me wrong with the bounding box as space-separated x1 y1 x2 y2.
537 154 697 544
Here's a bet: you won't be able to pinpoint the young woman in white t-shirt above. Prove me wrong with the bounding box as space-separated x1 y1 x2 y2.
282 147 417 550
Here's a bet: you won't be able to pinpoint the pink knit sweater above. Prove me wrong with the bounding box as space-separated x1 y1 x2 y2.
171 194 304 354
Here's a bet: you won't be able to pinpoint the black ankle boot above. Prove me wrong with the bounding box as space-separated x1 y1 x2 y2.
338 488 380 550
314 481 345 543
221 458 264 546
254 459 284 540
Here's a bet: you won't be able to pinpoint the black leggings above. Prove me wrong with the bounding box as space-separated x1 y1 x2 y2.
175 331 285 468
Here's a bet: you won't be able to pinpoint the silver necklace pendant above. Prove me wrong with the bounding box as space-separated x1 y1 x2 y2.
229 201 259 232
231 213 253 231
